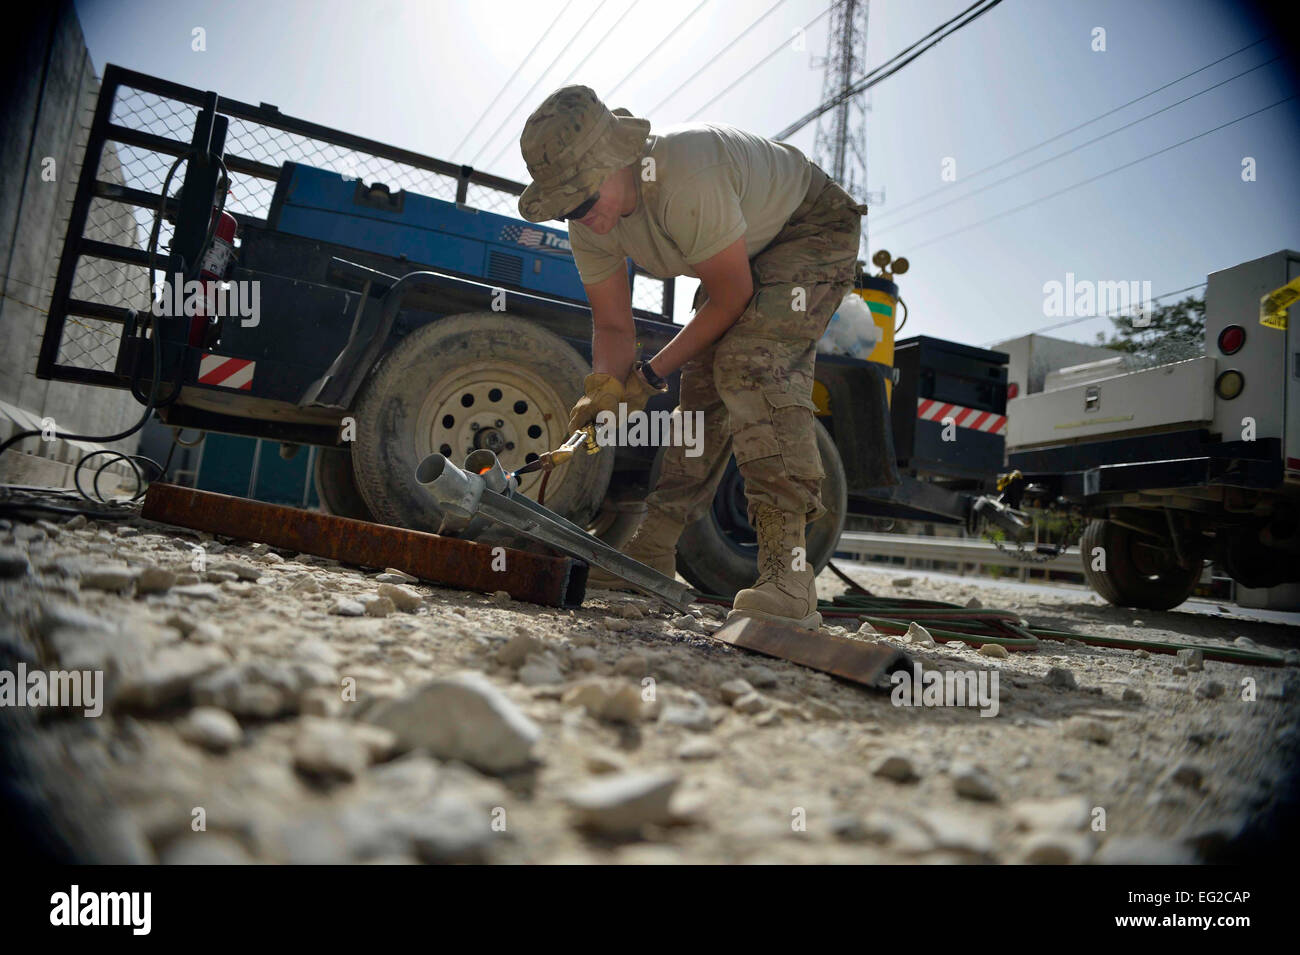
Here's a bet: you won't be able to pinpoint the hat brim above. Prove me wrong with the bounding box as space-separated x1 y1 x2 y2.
518 113 650 223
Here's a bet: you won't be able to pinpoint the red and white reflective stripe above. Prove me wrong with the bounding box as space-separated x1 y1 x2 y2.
917 398 1006 435
197 354 255 390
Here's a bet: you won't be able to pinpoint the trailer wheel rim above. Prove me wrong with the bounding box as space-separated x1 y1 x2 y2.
415 361 569 500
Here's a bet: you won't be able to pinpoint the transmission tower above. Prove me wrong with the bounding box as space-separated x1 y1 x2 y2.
811 0 883 254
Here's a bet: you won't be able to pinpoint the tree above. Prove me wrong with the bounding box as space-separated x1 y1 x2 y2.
1094 293 1205 367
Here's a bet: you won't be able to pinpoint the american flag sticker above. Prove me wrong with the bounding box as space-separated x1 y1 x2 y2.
917 397 1006 435
197 354 255 390
500 224 545 248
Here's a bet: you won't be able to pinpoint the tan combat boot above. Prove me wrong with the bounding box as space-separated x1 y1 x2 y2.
586 508 684 590
728 504 821 630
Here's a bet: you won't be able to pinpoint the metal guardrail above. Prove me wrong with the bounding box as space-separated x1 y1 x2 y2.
836 530 1085 573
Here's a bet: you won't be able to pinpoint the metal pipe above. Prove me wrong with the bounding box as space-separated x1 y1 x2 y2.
416 450 693 612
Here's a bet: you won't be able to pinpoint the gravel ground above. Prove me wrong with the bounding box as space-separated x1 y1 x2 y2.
2 505 1298 864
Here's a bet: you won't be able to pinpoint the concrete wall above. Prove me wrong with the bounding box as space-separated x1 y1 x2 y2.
1 0 143 479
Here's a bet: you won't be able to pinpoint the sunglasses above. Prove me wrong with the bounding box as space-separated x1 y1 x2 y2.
561 192 599 221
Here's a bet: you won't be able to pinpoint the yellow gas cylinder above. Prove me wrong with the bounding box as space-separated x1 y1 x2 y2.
812 252 906 414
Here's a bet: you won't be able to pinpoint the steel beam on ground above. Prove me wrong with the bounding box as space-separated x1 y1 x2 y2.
837 531 1084 572
141 483 585 607
711 615 912 688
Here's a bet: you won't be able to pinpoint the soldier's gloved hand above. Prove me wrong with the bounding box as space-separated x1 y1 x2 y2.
568 373 624 432
621 361 668 414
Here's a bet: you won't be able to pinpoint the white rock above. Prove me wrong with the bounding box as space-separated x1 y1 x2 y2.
562 679 646 723
563 770 680 834
366 672 540 773
1010 795 1090 832
135 566 176 594
676 738 721 761
377 583 422 611
719 679 754 703
177 706 242 751
118 644 230 709
294 717 389 781
173 583 221 601
670 613 702 633
497 631 543 667
81 565 137 592
518 654 564 687
659 691 714 731
905 621 935 646
917 808 994 857
332 597 366 616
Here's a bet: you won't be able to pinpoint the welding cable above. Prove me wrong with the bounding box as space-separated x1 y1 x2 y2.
0 150 227 507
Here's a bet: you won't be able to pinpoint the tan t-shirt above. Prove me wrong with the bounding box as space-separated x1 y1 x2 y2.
568 122 814 285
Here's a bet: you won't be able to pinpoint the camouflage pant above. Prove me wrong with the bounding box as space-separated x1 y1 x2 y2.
647 165 868 527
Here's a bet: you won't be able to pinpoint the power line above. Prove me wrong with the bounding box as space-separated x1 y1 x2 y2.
981 282 1207 345
605 0 713 99
874 36 1268 223
469 0 615 165
686 2 836 121
774 0 1004 140
875 53 1280 233
646 0 792 116
897 94 1295 252
449 0 580 160
485 0 643 169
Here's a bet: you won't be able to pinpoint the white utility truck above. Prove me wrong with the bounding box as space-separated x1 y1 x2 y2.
1001 250 1300 610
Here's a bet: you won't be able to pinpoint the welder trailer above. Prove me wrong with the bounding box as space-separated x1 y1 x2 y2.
38 66 1012 597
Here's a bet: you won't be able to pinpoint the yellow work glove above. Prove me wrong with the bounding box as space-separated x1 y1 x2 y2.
622 362 668 414
568 373 624 432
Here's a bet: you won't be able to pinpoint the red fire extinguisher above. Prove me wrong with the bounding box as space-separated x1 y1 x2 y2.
188 208 238 347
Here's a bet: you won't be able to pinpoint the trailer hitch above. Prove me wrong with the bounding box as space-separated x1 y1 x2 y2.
416 449 694 613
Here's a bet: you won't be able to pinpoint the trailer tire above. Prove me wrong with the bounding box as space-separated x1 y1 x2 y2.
350 313 613 533
1080 518 1200 610
658 418 847 599
313 448 376 522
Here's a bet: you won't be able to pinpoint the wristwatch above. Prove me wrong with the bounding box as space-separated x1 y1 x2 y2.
635 359 667 391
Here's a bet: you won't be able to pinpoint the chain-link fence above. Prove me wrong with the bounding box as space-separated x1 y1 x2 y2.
45 65 672 387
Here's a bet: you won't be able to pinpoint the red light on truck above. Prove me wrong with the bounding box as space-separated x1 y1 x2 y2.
1218 325 1245 355
1007 382 1020 399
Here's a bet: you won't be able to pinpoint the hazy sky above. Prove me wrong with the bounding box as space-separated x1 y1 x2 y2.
75 0 1299 344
